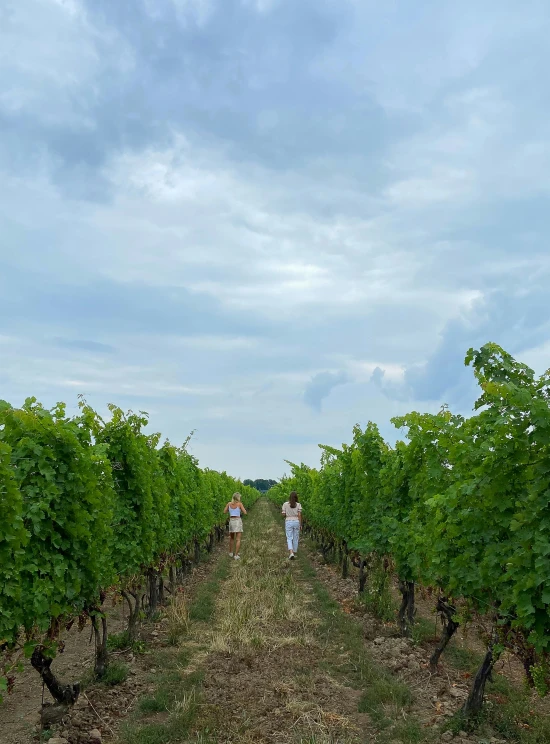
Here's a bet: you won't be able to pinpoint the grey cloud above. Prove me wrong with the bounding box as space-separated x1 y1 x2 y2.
378 276 550 409
370 367 385 387
304 370 348 412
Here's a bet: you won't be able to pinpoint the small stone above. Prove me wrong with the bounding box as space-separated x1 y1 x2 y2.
151 630 159 637
441 732 454 741
459 732 468 738
374 637 385 645
89 730 102 743
150 668 157 673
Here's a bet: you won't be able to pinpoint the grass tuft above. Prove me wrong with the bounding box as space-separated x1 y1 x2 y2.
165 593 190 645
107 630 147 654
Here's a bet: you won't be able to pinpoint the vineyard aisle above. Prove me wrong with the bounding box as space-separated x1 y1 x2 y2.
112 499 441 744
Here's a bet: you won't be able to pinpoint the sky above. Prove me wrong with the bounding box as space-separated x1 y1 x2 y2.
1 0 550 479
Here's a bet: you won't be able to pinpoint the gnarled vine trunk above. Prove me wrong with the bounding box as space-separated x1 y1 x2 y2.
351 555 368 594
341 543 349 579
91 612 109 679
121 588 142 641
462 645 495 720
398 580 415 636
31 646 80 706
429 596 459 671
158 574 165 607
147 568 159 619
206 530 215 552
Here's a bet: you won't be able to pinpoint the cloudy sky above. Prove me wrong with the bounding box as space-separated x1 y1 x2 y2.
1 0 550 479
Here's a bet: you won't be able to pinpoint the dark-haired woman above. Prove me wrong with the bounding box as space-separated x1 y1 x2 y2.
281 491 302 560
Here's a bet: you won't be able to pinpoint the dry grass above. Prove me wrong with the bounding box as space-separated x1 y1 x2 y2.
208 510 317 655
286 700 359 737
165 592 190 645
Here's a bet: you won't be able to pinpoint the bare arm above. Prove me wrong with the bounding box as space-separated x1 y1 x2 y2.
239 502 247 515
223 502 229 514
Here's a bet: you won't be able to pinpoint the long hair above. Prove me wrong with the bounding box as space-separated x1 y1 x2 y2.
289 491 298 508
232 492 241 502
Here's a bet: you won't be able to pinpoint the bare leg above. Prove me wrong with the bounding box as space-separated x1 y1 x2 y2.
235 533 242 556
229 533 234 554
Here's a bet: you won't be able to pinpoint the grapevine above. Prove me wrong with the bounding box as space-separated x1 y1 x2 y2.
0 396 258 712
270 343 550 721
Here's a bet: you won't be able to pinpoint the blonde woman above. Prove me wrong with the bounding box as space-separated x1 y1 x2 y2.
281 491 302 560
224 492 247 560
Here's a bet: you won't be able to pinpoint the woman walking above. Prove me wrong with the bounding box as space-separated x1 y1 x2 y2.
281 491 302 560
224 493 247 560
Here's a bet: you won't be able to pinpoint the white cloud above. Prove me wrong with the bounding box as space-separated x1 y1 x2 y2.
0 0 133 129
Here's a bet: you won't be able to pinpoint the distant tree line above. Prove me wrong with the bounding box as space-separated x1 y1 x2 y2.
243 478 278 492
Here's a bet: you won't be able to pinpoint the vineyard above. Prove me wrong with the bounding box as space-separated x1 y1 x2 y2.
269 343 550 725
1 342 550 744
0 396 258 718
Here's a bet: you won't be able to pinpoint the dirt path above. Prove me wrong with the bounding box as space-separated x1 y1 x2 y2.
111 500 442 744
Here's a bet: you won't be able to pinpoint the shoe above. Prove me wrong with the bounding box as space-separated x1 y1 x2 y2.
289 553 295 560
229 552 234 557
234 555 241 560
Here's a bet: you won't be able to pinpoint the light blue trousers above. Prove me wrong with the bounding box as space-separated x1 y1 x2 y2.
285 520 300 553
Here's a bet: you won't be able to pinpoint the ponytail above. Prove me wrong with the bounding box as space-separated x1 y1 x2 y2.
289 491 298 509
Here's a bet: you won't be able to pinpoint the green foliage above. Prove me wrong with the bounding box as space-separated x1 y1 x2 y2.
270 342 550 688
0 396 258 689
531 660 549 697
0 441 27 647
0 398 114 637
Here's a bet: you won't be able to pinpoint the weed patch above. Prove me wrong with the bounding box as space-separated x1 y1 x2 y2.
107 630 147 654
100 660 129 686
188 558 230 623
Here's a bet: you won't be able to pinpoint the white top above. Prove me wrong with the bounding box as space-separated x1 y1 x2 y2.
282 501 302 521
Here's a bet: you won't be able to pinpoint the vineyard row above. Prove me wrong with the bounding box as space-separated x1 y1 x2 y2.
269 343 550 721
0 396 259 708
